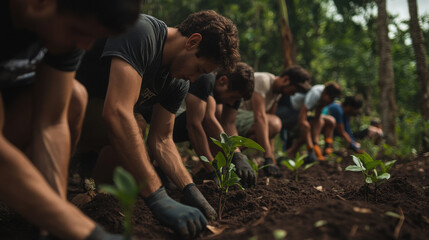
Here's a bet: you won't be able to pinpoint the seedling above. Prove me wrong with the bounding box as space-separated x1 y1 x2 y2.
345 152 396 201
100 167 140 240
200 133 264 219
280 153 317 181
247 158 269 177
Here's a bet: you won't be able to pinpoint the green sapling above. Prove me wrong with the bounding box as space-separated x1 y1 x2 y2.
100 167 140 240
280 152 317 181
345 152 396 201
200 133 264 219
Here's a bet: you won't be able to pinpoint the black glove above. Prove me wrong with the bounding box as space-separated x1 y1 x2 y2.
145 187 207 239
181 183 217 221
85 224 133 240
263 157 282 177
349 141 361 153
304 149 317 164
232 152 256 187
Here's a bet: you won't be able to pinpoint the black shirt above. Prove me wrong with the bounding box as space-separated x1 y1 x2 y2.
77 14 174 110
1 0 83 89
135 78 189 122
188 73 241 109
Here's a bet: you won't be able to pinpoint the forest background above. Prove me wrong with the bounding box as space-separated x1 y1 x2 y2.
141 0 429 157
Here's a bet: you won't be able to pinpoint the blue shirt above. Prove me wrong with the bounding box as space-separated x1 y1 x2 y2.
323 103 355 141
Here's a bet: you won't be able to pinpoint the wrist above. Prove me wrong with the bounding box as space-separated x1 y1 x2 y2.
144 186 168 207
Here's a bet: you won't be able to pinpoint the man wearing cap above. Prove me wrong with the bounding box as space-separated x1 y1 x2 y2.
236 66 312 177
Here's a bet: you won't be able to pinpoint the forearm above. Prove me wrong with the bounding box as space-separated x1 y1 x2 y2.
149 137 193 190
30 121 70 198
223 122 238 136
0 137 94 240
187 122 214 161
105 110 161 196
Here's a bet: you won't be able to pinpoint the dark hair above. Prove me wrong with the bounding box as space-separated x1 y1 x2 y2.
280 65 312 92
343 95 363 109
177 10 240 72
280 65 311 81
216 62 254 100
323 82 342 99
56 0 142 34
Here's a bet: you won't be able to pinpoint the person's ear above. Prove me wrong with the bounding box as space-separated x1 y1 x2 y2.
217 76 229 87
185 33 202 50
27 0 57 18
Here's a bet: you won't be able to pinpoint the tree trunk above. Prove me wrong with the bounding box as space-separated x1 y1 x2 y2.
278 0 294 68
376 0 397 145
408 0 429 150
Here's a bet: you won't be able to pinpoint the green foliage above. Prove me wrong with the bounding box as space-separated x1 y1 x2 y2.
142 1 429 154
345 152 396 201
100 167 140 239
200 133 264 219
280 153 317 181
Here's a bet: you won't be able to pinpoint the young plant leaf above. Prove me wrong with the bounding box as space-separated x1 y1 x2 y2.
214 152 227 169
366 160 382 170
345 165 364 172
200 156 210 163
351 155 366 170
304 162 318 170
281 160 295 171
377 173 391 180
210 137 224 149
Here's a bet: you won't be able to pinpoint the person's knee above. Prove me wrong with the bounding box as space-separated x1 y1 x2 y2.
324 116 336 128
269 115 282 138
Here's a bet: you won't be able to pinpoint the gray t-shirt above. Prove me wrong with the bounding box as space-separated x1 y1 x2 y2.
290 84 324 110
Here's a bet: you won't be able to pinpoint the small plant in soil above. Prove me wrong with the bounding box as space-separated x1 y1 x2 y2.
280 153 317 181
345 152 396 201
200 133 264 219
100 167 140 240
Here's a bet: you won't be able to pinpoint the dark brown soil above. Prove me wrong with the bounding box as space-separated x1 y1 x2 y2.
1 153 429 240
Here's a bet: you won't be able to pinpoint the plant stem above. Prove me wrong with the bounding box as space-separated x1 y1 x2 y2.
295 169 298 182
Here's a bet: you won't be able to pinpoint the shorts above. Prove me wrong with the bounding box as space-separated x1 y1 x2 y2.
235 110 254 137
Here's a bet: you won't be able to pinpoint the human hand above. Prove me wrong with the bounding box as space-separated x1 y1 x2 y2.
232 152 256 187
181 183 217 221
263 157 282 177
145 187 207 239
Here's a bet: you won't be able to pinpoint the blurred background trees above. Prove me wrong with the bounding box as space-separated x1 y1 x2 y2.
142 0 429 155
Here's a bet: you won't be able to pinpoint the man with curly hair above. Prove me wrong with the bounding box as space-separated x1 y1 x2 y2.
76 10 240 238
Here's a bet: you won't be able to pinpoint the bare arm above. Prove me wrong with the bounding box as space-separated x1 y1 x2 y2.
103 57 161 197
219 104 239 136
29 63 74 198
336 123 353 145
202 96 230 155
298 104 314 149
185 94 215 161
147 104 193 190
0 95 94 240
251 93 274 159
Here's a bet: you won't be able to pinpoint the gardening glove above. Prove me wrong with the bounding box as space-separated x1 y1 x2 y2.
85 224 134 240
313 145 325 161
305 149 317 164
145 186 207 239
349 141 363 153
232 152 256 187
263 157 282 177
181 183 217 221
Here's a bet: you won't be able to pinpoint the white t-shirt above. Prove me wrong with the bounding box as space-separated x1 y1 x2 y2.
290 84 324 110
240 72 281 112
